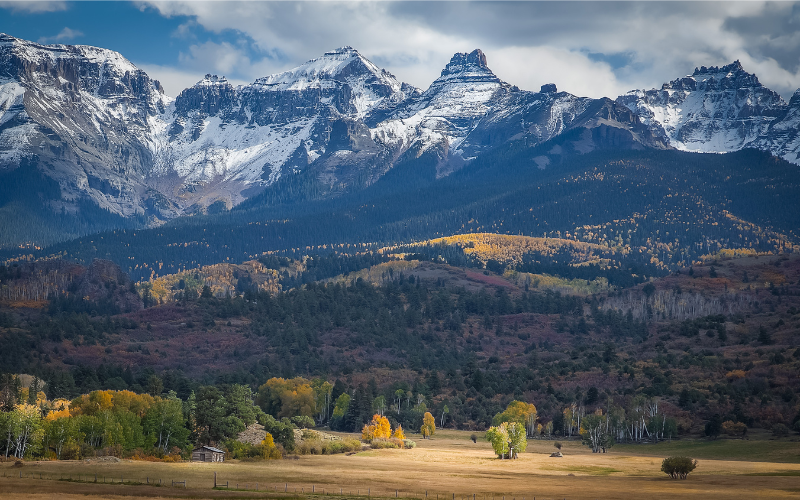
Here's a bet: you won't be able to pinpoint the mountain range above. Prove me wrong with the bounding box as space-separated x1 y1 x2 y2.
1 33 799 249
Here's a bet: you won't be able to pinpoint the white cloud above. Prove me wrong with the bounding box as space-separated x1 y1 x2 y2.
0 1 66 14
135 1 800 99
490 46 624 99
37 27 84 45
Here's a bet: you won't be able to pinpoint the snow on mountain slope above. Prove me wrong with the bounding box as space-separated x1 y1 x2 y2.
618 61 787 153
3 32 800 241
151 47 418 210
254 46 406 118
0 33 176 220
466 84 593 159
372 49 507 159
750 90 800 165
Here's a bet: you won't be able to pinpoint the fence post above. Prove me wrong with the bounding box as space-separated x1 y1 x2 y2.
286 483 288 492
214 472 216 488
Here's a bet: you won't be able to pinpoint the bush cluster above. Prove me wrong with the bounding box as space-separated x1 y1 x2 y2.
661 456 698 479
370 438 406 449
296 438 362 455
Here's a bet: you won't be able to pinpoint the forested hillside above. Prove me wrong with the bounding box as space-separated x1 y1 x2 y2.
5 146 798 282
1 252 798 442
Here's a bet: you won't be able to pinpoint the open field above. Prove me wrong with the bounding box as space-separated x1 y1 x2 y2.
2 431 800 500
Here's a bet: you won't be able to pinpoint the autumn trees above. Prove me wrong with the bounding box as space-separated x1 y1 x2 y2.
0 388 192 460
256 377 332 424
362 414 392 441
421 412 436 438
493 401 538 437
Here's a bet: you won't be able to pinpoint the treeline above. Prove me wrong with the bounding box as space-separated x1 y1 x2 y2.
0 162 145 250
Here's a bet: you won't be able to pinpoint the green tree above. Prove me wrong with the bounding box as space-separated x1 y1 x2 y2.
146 375 164 397
225 384 258 427
191 386 244 445
311 379 333 424
6 404 44 458
661 456 698 479
372 395 387 416
486 421 526 459
27 377 41 405
485 424 509 459
579 413 613 453
143 396 188 454
506 421 527 458
44 416 80 459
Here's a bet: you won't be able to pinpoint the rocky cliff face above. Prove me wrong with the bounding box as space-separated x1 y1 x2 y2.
0 33 177 221
2 34 800 243
150 47 416 210
618 61 788 153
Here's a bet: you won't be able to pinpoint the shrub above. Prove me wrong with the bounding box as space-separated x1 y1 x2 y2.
370 438 404 449
403 439 416 449
297 439 324 455
771 423 790 438
298 438 361 455
721 420 747 437
291 415 315 429
128 448 181 462
470 433 478 443
661 456 698 479
554 441 562 450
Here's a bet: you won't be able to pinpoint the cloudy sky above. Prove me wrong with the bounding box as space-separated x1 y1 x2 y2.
2 1 800 99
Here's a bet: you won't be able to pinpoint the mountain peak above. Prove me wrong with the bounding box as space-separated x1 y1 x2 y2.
661 60 764 92
692 60 745 77
196 74 232 87
441 49 491 77
326 46 358 55
254 46 388 89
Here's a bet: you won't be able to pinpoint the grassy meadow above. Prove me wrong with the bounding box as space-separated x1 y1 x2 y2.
2 430 799 500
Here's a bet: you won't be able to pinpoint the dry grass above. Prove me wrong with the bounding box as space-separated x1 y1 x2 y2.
2 431 799 500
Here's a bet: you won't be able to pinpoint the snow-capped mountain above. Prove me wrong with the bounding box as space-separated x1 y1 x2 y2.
0 33 176 220
150 46 420 211
618 61 788 154
2 32 800 243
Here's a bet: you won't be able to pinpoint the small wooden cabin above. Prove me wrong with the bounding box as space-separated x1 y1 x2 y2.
192 445 225 462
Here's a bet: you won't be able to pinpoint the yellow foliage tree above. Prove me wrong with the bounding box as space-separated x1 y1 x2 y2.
45 407 71 421
257 377 316 418
362 414 391 441
421 412 436 439
492 401 538 437
392 424 405 440
69 390 157 417
260 432 282 459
